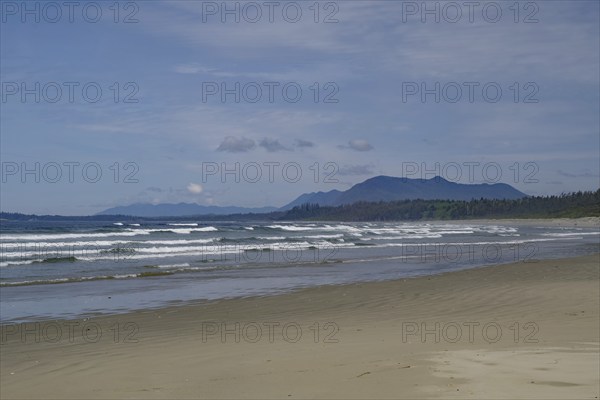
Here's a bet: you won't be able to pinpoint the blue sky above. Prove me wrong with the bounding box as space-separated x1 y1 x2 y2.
1 0 599 215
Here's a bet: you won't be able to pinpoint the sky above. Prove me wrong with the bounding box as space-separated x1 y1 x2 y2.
1 0 599 215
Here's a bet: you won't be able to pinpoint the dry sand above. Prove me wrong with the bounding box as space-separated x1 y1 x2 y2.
1 253 599 399
437 216 600 228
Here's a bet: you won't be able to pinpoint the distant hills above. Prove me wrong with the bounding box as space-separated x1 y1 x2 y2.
96 203 278 217
96 176 527 217
282 176 527 209
4 188 598 222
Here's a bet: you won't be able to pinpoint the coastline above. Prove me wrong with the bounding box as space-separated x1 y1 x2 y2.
2 217 599 323
437 216 600 228
2 253 599 399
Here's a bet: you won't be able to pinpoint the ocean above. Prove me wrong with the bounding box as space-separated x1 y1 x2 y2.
1 220 598 322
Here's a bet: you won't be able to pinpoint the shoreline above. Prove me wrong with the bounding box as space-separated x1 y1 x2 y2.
4 244 598 324
436 216 600 228
2 253 599 399
2 215 599 226
270 216 600 229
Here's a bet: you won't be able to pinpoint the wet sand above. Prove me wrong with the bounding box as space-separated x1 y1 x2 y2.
1 253 599 399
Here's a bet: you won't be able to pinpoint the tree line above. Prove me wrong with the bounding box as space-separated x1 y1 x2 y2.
282 190 600 221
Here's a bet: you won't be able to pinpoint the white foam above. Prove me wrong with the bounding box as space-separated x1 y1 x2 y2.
155 263 191 269
113 274 139 279
0 231 152 241
361 234 444 241
164 227 218 233
74 241 352 261
373 237 574 248
302 234 345 239
0 260 37 267
0 238 217 249
267 225 314 231
0 227 219 241
541 232 600 237
0 274 140 286
168 223 199 227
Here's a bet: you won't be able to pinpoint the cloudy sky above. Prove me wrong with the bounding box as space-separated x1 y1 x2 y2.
1 1 599 215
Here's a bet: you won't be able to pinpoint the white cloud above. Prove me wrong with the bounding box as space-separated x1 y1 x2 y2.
295 139 315 148
187 183 203 194
259 138 291 152
340 139 373 152
216 136 256 153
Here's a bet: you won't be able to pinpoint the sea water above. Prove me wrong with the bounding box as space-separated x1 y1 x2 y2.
1 220 598 322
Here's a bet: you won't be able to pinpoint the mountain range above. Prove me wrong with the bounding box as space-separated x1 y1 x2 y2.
97 176 527 217
96 204 278 217
282 176 526 209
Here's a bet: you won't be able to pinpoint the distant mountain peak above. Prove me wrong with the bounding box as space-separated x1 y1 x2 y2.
282 175 526 209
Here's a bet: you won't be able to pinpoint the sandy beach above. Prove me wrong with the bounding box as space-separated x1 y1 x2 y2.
1 253 599 399
3 0 599 396
439 216 600 228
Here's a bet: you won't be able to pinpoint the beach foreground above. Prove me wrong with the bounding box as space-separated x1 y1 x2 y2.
1 254 599 399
